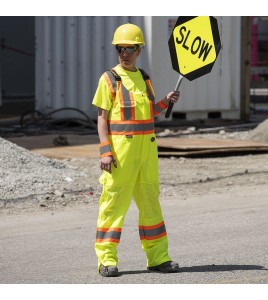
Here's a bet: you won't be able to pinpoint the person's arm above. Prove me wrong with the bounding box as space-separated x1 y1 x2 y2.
97 108 117 174
161 91 180 106
153 91 180 117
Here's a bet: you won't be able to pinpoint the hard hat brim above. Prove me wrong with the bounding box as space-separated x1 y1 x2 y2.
112 40 145 46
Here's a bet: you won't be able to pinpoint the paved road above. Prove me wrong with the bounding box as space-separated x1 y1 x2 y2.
0 186 268 285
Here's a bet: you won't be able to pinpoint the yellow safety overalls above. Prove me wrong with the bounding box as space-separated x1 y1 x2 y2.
93 66 172 269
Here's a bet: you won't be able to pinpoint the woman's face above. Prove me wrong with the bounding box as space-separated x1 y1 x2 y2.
116 44 141 71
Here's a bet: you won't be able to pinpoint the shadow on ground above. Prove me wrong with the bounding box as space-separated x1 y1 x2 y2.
120 264 268 276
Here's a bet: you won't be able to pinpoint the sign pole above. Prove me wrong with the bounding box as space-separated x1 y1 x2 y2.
165 74 184 118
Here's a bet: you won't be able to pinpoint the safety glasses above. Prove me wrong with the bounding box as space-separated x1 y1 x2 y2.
116 46 138 54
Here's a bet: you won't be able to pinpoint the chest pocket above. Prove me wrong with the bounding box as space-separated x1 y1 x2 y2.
106 68 154 121
133 93 151 120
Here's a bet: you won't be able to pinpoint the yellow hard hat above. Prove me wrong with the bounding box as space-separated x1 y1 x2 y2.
112 23 145 46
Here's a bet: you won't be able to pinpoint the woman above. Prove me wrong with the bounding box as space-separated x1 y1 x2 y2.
92 23 180 277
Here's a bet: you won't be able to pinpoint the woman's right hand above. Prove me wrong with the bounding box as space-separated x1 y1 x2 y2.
100 156 117 174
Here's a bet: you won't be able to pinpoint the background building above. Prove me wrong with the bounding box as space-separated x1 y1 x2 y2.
0 16 267 123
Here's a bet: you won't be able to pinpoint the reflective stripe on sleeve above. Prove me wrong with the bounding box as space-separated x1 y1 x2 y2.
153 100 168 116
99 141 113 157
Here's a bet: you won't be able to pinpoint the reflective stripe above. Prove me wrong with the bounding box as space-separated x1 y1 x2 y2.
99 144 112 157
96 227 122 243
139 221 167 240
121 82 133 120
103 72 117 99
145 79 155 102
108 121 154 135
130 92 136 120
153 100 168 116
104 68 158 135
106 70 137 121
154 103 163 115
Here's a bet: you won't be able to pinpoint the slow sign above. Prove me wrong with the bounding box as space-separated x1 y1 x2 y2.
168 16 221 81
165 16 222 118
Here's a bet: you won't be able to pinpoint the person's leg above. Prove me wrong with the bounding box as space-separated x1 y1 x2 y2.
133 134 172 268
95 183 133 270
95 135 141 273
134 177 172 267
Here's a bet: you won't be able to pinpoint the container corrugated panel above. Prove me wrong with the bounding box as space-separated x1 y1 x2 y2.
35 16 150 119
150 16 242 120
36 16 242 121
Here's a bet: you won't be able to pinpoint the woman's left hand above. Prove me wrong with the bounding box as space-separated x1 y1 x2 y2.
166 90 180 103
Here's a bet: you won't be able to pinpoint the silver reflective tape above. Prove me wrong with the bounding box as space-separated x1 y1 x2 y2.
108 122 154 133
100 144 112 155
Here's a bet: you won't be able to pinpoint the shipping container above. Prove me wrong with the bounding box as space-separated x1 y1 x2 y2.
35 16 243 121
35 16 150 120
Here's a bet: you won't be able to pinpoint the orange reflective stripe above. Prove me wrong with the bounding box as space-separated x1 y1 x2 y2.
106 68 157 135
130 92 136 120
145 79 155 100
118 82 125 120
150 99 154 119
108 119 155 135
100 151 113 158
99 141 111 147
109 130 155 135
103 72 116 99
96 227 122 243
118 82 136 121
109 119 154 125
139 221 165 230
99 141 113 157
139 232 167 241
97 227 122 232
153 100 168 116
108 124 154 134
139 221 167 240
96 238 120 243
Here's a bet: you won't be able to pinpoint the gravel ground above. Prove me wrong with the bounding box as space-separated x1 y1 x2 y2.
1 119 268 215
1 120 268 289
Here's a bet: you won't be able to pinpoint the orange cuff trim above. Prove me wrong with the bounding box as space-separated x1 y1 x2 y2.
159 100 168 109
99 141 113 157
100 152 113 158
98 141 111 148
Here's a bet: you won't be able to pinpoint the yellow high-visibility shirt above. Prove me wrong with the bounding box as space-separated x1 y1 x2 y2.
92 65 149 111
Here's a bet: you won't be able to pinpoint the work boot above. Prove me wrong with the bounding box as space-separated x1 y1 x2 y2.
147 261 179 273
99 264 119 277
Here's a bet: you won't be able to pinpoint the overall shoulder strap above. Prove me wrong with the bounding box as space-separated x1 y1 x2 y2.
139 68 155 102
108 68 122 81
138 68 150 80
103 69 122 99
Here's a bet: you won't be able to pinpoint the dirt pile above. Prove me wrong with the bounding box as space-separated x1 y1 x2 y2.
0 137 85 204
247 119 268 142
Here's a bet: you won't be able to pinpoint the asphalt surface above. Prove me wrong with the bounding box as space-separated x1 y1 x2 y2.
0 186 268 286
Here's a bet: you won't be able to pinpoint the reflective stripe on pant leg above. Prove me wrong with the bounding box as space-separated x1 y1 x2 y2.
95 135 142 269
133 134 171 267
95 183 134 269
